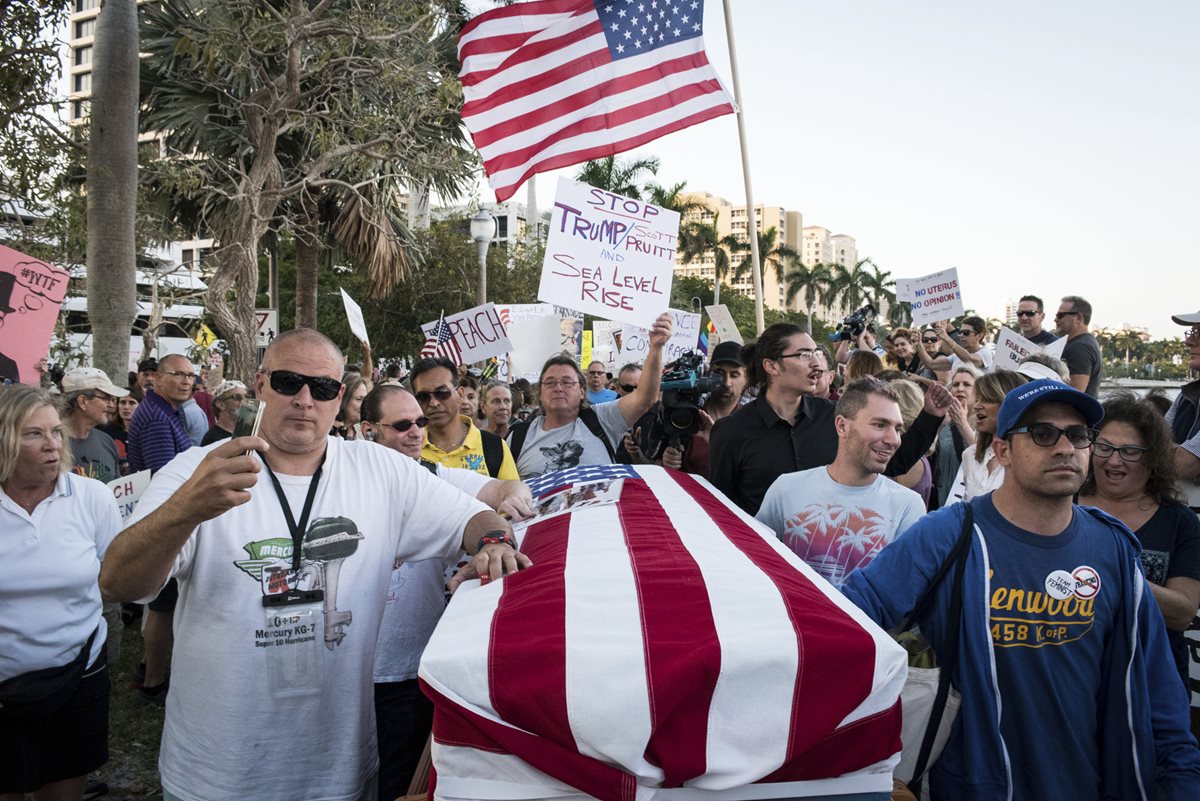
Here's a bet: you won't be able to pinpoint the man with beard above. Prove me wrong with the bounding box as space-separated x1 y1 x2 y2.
1016 294 1059 346
201 380 247 445
844 380 1200 799
659 340 749 478
755 377 926 588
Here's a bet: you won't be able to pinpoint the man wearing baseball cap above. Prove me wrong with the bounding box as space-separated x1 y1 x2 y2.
62 367 129 483
201 379 248 446
845 379 1200 799
660 340 749 478
1167 310 1200 511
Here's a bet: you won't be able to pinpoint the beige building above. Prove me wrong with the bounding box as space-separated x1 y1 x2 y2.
675 193 803 312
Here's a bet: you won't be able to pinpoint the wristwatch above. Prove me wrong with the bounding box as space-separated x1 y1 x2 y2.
477 530 516 553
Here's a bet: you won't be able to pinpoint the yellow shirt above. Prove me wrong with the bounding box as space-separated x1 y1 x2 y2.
422 415 519 479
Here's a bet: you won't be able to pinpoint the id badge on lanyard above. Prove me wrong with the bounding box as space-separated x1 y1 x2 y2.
260 453 326 697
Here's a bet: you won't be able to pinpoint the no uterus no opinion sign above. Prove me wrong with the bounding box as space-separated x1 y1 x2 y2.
538 178 680 329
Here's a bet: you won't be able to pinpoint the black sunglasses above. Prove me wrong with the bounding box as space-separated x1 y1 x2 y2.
414 387 454 405
378 416 429 433
1015 310 1040 317
921 336 939 344
267 370 342 401
1054 310 1080 320
1007 422 1096 449
619 383 638 393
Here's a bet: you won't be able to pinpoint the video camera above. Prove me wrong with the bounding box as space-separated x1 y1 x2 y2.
829 303 878 342
635 351 723 461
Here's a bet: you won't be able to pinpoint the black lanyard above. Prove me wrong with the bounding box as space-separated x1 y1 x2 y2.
260 450 326 573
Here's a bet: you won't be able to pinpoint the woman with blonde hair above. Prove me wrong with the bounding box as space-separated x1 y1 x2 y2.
946 369 1028 502
0 385 122 801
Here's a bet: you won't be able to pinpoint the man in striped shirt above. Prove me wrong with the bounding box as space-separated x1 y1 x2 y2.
126 352 196 703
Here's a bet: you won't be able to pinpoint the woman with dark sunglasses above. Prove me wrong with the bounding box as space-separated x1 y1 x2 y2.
1079 394 1200 692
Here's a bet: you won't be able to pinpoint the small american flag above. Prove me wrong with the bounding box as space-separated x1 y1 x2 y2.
457 0 734 202
419 316 462 364
526 463 640 499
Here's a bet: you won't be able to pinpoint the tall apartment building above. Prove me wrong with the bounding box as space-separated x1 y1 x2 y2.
801 226 860 320
674 193 803 312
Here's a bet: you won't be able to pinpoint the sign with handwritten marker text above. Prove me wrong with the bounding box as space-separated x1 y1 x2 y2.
0 244 71 384
108 469 152 521
994 326 1067 370
421 302 512 365
539 178 680 328
900 268 964 326
619 309 701 365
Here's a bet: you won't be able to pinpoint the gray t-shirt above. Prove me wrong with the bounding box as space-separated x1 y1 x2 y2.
70 427 120 483
510 401 629 479
1061 332 1103 397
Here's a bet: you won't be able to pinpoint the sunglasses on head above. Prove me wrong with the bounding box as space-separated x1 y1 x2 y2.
414 387 454 405
266 370 342 401
377 416 429 433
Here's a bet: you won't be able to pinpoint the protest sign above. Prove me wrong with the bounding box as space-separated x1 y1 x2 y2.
108 469 152 522
539 178 679 328
619 309 702 364
420 302 512 365
340 288 370 346
581 331 593 370
994 327 1067 370
704 304 743 345
900 268 963 326
0 245 71 384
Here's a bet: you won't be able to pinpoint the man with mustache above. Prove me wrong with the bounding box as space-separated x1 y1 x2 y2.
659 340 749 478
754 377 926 588
844 379 1200 799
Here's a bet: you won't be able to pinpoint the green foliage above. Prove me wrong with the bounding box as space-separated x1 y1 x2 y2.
574 155 661 200
671 275 832 344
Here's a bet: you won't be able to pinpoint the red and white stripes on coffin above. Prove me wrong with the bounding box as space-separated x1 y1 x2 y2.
418 467 906 801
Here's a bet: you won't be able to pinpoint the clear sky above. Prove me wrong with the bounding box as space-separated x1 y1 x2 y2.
467 1 1198 339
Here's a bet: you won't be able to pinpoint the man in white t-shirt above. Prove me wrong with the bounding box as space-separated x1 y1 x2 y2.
99 329 530 801
756 377 927 588
508 312 673 479
359 384 533 801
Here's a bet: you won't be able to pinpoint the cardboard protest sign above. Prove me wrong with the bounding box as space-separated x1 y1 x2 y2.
420 302 512 365
619 309 702 365
0 245 71 384
900 268 963 326
994 327 1067 370
539 177 679 328
340 288 370 346
108 469 152 522
704 304 743 345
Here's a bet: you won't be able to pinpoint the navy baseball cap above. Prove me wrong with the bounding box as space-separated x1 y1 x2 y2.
995 378 1104 439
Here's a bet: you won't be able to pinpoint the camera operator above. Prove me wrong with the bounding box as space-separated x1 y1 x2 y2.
658 341 750 478
834 325 886 365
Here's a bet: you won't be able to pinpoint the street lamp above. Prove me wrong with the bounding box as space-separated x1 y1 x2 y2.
471 208 497 304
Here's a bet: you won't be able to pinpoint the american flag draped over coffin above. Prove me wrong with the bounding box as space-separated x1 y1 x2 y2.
418 466 906 801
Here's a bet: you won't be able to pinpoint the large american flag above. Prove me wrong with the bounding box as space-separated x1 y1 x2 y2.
419 316 462 364
457 0 735 202
419 466 906 801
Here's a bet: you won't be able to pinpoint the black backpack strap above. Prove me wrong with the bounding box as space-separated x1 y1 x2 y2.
418 458 439 475
508 418 531 461
579 406 617 462
480 429 504 478
906 502 975 794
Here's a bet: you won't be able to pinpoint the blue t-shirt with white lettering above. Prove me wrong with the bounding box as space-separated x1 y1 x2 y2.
974 494 1119 801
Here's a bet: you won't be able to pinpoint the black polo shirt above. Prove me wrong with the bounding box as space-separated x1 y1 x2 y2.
709 395 838 515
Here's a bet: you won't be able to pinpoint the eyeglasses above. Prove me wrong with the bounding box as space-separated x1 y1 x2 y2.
1054 310 1080 320
541 379 579 389
222 394 246 403
777 348 816 361
1092 440 1148 462
587 370 607 376
1007 422 1096 449
1185 328 1200 344
377 416 429 433
161 370 195 382
266 370 342 401
1016 310 1040 318
86 391 115 402
619 383 638 393
413 387 454 405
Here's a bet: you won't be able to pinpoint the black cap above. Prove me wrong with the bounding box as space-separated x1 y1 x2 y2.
710 340 744 366
138 358 158 372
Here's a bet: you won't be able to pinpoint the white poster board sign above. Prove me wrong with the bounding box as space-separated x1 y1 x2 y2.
340 288 370 346
704 304 743 345
994 326 1068 370
420 302 512 365
506 316 564 381
539 177 679 328
108 469 152 521
899 268 964 326
619 309 702 365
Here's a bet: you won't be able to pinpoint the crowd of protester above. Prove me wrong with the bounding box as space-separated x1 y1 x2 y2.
2 295 1200 801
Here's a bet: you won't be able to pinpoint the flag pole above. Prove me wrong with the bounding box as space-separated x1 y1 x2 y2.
720 0 764 335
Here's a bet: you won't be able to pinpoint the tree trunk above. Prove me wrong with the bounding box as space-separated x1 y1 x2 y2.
86 0 139 380
294 196 319 328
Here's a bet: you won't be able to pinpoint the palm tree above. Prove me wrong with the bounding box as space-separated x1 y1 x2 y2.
644 180 705 216
859 262 896 320
783 260 832 335
678 210 739 305
574 154 660 199
732 226 799 296
826 258 875 317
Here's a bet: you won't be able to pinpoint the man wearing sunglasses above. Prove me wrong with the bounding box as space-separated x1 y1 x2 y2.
1054 295 1103 397
585 360 617 404
1166 309 1200 511
101 328 529 801
845 379 1200 799
360 384 533 801
200 379 248 445
1015 294 1058 346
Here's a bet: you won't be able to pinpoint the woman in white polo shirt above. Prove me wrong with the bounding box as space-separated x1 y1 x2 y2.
0 385 122 800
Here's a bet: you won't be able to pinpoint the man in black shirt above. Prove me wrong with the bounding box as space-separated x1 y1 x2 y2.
1016 294 1059 346
710 323 951 514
